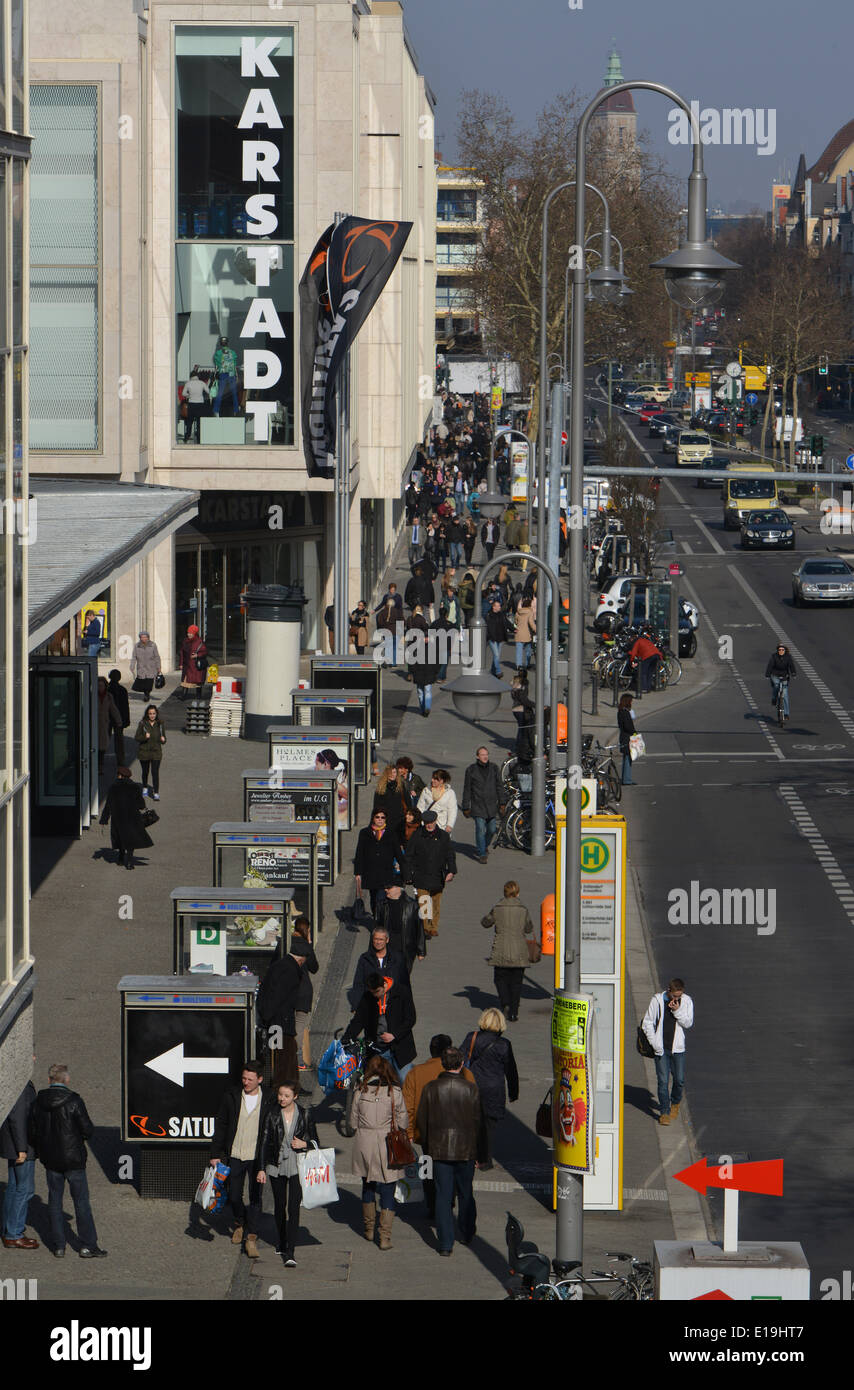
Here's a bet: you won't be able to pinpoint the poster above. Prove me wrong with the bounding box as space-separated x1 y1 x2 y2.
244 780 336 885
78 597 109 652
510 441 529 503
270 741 350 830
551 995 595 1174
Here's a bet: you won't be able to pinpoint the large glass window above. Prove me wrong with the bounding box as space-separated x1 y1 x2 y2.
175 242 294 445
29 85 99 450
176 27 294 241
12 793 24 969
11 0 24 134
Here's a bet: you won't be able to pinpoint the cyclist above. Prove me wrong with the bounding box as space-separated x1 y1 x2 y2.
765 643 796 720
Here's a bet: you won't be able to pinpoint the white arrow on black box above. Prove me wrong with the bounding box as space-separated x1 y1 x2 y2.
145 1043 229 1088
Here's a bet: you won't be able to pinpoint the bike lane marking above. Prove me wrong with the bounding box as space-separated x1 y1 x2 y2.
779 785 854 928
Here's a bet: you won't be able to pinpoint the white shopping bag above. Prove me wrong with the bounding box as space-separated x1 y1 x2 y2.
297 1144 339 1209
629 733 646 762
194 1164 217 1211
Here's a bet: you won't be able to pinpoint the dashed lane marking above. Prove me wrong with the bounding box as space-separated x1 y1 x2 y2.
779 785 854 927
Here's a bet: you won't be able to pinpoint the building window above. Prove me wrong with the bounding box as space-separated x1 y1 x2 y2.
11 0 24 134
29 84 99 450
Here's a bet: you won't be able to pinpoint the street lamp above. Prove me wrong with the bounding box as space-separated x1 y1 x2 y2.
560 78 739 1276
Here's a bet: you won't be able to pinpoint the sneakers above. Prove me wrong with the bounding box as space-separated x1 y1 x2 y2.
659 1114 671 1126
141 786 150 797
283 1253 297 1268
79 1247 109 1258
152 793 160 801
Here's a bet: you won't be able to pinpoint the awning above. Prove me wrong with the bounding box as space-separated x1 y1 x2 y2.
27 478 199 650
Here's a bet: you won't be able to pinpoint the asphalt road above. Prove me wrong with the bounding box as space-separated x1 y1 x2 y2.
616 406 854 1290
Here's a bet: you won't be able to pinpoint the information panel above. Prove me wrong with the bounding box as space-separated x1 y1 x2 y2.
309 656 383 742
242 771 337 885
266 726 353 831
171 888 292 979
210 823 320 934
291 689 371 785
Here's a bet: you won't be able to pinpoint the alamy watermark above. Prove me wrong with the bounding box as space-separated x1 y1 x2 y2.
820 494 854 534
668 102 776 157
0 496 36 545
667 881 776 936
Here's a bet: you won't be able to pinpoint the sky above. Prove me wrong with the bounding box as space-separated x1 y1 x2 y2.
401 0 853 211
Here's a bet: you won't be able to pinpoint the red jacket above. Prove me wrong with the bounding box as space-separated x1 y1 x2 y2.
629 636 663 663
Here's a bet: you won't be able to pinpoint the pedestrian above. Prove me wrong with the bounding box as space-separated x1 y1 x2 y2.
255 948 305 1084
417 768 459 832
402 1036 475 1222
372 763 412 834
81 608 103 658
618 693 635 786
641 978 694 1126
446 514 464 569
628 626 664 693
400 804 422 850
462 745 503 863
435 520 449 574
408 516 423 566
209 1061 269 1258
375 877 426 975
181 366 209 442
481 882 535 1020
343 971 417 1085
374 584 404 663
458 570 476 628
29 1063 107 1258
348 599 371 653
256 1080 318 1267
403 809 456 938
349 926 408 1007
460 1009 519 1169
96 676 121 776
409 610 440 718
99 765 153 870
395 755 425 802
486 598 511 678
480 517 500 561
324 604 335 653
179 623 208 700
134 703 167 800
129 630 162 704
513 594 536 672
106 668 131 766
462 518 477 568
353 809 403 918
416 1046 488 1255
348 1055 409 1250
1 1076 39 1249
288 917 318 1073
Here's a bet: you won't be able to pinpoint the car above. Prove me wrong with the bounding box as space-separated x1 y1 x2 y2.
595 573 699 633
662 423 681 453
649 412 678 437
695 453 729 488
676 431 713 467
740 509 795 549
621 394 646 413
792 558 854 606
638 403 667 424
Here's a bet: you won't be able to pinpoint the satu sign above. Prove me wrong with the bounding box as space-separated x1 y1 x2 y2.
239 36 287 441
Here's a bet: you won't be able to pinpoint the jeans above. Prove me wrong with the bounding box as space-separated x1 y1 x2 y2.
417 683 432 715
622 751 632 785
488 640 503 677
213 372 239 416
474 816 497 857
515 641 532 670
362 1179 396 1211
3 1158 35 1238
449 541 463 567
639 656 659 693
770 676 789 717
87 643 101 659
434 1159 476 1252
654 1050 686 1116
373 1045 413 1084
494 966 524 1018
46 1167 98 1251
226 1157 261 1234
269 1173 302 1255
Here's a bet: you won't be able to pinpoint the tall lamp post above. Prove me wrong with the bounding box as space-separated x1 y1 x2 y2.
557 80 739 1275
583 231 634 435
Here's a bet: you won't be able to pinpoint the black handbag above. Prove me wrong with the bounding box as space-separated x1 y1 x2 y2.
131 677 146 693
154 673 166 689
141 808 159 828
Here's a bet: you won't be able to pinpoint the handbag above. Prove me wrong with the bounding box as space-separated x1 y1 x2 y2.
297 1143 339 1208
154 673 166 689
141 808 159 828
526 936 542 964
131 677 147 693
195 653 208 672
535 1087 553 1137
385 1087 417 1169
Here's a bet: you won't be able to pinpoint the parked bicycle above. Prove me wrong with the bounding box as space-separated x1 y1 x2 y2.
505 1213 654 1301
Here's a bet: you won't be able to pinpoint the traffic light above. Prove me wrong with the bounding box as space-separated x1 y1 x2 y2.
818 354 829 375
810 434 824 456
749 408 759 426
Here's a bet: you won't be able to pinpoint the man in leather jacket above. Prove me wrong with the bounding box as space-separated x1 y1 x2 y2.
342 972 417 1082
416 1047 488 1255
375 880 427 975
29 1063 107 1258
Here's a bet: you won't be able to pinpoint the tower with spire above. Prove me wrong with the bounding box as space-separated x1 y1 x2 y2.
594 43 637 160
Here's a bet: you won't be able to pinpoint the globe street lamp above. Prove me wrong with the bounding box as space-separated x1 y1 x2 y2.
559 79 740 1275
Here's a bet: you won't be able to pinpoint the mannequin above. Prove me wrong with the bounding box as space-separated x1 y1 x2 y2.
212 336 240 417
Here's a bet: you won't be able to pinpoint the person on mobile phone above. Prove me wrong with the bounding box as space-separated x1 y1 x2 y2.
641 978 694 1126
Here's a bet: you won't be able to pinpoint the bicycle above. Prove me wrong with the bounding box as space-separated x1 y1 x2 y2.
502 787 557 852
504 1213 654 1301
774 676 789 727
657 651 683 689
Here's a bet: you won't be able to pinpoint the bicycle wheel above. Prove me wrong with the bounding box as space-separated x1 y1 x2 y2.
342 1085 357 1138
607 764 622 804
506 807 531 853
665 654 682 686
778 694 785 727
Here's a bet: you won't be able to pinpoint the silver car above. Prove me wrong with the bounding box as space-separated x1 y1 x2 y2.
792 558 854 606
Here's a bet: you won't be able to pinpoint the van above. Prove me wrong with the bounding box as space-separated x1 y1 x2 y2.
723 461 778 530
676 431 713 467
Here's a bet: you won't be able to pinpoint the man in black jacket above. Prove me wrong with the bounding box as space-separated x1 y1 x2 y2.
376 880 426 976
404 564 435 615
485 599 511 677
342 973 417 1082
765 643 796 721
210 1061 270 1258
29 1064 106 1258
349 926 409 1007
462 745 504 865
416 1047 488 1255
107 669 131 765
256 952 304 1083
1 1076 38 1248
404 810 456 938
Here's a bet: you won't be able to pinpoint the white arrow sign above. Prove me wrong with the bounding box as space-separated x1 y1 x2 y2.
145 1043 229 1088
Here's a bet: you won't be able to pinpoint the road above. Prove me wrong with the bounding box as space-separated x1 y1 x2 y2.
615 404 854 1287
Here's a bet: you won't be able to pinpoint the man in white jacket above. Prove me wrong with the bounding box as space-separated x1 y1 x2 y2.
641 978 693 1126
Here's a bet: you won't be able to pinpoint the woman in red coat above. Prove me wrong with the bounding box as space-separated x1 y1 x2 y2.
178 624 208 701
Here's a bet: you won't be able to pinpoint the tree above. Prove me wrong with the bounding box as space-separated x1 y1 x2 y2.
600 426 659 575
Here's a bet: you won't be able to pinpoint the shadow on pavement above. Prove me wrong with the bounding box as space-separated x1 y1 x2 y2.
623 1083 657 1119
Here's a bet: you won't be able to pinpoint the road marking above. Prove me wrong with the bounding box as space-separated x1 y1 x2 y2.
779 784 854 927
728 565 854 744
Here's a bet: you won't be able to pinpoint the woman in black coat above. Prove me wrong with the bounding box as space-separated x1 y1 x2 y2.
353 810 404 917
99 765 152 869
256 1081 318 1265
460 1008 519 1169
617 693 635 786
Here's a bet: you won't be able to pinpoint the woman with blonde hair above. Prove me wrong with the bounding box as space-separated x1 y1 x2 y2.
372 763 411 833
460 1006 519 1171
481 880 535 1021
350 1054 409 1249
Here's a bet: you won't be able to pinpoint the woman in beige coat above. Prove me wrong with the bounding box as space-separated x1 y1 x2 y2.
481 879 535 1022
350 1055 409 1250
513 598 536 673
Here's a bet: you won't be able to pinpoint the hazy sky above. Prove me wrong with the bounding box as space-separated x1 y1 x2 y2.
401 0 853 210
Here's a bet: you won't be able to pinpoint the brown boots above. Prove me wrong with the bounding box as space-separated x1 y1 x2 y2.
362 1202 376 1242
363 1203 394 1248
378 1209 394 1250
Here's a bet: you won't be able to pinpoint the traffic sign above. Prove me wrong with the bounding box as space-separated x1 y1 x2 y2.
561 431 568 447
674 1157 784 1196
746 392 758 406
846 454 854 472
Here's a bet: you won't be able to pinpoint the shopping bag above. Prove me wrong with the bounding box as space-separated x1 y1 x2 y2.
194 1165 217 1210
629 732 646 762
297 1144 339 1209
209 1161 230 1214
317 1040 340 1094
318 1039 361 1094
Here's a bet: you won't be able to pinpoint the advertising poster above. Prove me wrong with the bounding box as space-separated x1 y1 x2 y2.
510 441 529 503
78 597 109 650
270 741 351 830
245 780 336 885
551 995 595 1174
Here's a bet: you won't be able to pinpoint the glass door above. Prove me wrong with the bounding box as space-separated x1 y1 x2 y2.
200 548 224 662
224 545 247 663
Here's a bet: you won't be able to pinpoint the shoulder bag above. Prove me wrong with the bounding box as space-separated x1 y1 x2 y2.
636 998 661 1058
385 1085 416 1169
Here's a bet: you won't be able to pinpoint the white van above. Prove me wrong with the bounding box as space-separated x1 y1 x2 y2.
676 431 712 467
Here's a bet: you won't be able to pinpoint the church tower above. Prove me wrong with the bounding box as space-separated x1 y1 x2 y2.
595 44 637 157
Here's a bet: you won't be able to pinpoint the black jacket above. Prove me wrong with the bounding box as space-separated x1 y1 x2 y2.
210 1085 271 1163
29 1085 95 1172
416 1071 488 1163
99 779 153 850
486 609 512 643
350 945 409 1007
618 707 635 752
0 1081 37 1161
288 937 318 1014
402 825 457 893
512 695 536 764
256 955 304 1035
765 652 796 679
405 574 435 610
460 1030 519 1122
353 826 404 890
375 894 427 972
342 983 417 1067
372 781 412 832
107 679 131 729
462 760 502 818
257 1102 318 1170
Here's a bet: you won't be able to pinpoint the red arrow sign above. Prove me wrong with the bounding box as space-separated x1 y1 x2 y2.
674 1158 783 1197
561 431 568 446
693 1289 734 1301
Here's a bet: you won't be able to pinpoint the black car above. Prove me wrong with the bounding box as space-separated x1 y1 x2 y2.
695 454 729 488
649 412 679 438
740 509 795 550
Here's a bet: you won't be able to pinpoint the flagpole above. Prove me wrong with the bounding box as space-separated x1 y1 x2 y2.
333 210 349 655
